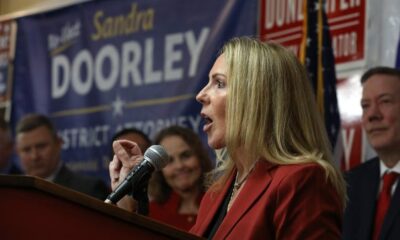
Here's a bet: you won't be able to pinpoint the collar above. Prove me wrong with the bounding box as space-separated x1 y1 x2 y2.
379 159 400 177
45 161 63 182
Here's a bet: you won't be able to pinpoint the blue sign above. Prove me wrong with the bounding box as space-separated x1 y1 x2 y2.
12 0 257 182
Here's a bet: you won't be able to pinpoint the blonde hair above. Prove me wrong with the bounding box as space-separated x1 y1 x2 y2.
210 37 346 206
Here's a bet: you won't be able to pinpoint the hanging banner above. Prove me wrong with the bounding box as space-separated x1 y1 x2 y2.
0 20 17 121
12 0 257 181
259 0 366 71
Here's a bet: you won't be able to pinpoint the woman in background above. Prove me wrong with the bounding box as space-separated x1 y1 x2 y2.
148 126 212 230
111 126 212 231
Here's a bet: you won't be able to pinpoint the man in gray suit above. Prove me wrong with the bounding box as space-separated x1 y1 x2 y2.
343 66 400 240
15 113 110 200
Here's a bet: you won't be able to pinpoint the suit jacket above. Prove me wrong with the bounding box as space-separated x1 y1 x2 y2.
190 161 343 240
8 163 22 174
53 165 110 200
343 157 400 240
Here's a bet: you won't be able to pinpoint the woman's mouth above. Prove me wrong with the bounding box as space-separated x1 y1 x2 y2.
201 113 213 132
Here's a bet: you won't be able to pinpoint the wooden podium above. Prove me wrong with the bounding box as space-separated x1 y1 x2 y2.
0 175 203 240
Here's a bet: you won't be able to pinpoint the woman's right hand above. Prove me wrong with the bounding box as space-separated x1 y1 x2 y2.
109 140 144 212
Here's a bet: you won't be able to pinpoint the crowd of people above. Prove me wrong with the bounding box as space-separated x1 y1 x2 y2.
1 36 400 239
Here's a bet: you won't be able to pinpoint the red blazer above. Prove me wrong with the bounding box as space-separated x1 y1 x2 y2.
190 161 343 239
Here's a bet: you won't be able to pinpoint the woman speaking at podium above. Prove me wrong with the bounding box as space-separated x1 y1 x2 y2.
110 37 345 239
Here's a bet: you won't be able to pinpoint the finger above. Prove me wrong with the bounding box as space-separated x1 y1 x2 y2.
118 139 143 156
109 155 121 176
109 156 122 188
113 140 141 161
122 155 143 169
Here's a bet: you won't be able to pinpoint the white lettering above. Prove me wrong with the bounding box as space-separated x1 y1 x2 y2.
186 28 209 77
50 27 210 98
95 45 119 91
121 41 142 86
264 0 303 29
332 31 357 58
144 38 162 84
119 114 202 139
52 55 70 98
342 128 355 170
340 0 360 10
59 124 110 149
72 50 93 95
164 33 183 81
265 0 275 29
325 0 336 14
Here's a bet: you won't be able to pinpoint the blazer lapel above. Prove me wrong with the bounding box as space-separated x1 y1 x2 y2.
380 176 400 239
194 170 236 234
213 161 275 239
53 164 69 185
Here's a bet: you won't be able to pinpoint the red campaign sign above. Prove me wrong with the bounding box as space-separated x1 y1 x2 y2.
259 0 366 69
0 20 15 103
341 121 363 171
0 20 13 58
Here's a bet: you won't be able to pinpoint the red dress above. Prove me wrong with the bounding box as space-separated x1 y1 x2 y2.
149 191 204 231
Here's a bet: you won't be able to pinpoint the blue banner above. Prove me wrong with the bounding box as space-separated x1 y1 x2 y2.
12 0 257 182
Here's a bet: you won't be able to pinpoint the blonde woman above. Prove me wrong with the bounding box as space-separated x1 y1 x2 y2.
110 37 346 239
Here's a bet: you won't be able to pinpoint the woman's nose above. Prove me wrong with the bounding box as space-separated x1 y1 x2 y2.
196 86 207 104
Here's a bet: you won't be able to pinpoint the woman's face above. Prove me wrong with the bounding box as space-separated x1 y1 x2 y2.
196 55 227 149
160 135 202 193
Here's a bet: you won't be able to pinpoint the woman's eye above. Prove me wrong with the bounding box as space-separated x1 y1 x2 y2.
216 80 225 88
180 150 193 160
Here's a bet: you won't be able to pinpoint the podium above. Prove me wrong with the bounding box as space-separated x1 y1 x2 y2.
0 175 203 240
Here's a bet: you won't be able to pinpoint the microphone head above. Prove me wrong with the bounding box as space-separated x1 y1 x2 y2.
143 145 169 171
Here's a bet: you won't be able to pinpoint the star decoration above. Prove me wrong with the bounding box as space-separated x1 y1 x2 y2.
112 95 124 117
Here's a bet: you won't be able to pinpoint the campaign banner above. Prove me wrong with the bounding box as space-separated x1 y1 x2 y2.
0 20 17 120
12 0 257 182
259 0 366 71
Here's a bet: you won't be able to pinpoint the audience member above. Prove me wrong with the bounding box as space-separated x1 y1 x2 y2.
148 126 213 230
110 126 212 231
0 119 22 174
110 37 346 238
343 66 400 240
15 113 110 200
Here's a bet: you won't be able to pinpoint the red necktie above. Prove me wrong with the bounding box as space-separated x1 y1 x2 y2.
373 172 399 240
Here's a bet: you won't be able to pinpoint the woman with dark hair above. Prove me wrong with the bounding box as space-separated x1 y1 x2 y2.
110 125 212 231
148 126 212 230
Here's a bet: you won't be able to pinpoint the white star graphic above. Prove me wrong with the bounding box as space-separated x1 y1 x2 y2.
112 95 124 117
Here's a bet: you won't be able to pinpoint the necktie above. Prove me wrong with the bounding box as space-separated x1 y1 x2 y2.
373 172 399 240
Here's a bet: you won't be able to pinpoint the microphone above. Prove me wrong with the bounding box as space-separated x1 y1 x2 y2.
105 145 168 204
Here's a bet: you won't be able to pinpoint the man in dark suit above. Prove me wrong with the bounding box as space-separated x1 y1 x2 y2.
0 119 22 174
15 114 110 200
343 66 400 240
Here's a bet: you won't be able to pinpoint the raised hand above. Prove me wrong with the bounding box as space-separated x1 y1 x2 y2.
109 139 143 211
